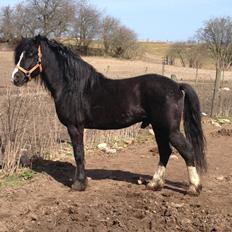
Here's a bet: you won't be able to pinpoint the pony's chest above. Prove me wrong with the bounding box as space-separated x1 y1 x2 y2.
54 98 82 125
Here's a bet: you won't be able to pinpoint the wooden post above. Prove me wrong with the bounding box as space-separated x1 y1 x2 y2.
162 57 165 75
210 64 222 117
171 74 177 81
195 66 199 86
218 69 225 116
106 65 110 74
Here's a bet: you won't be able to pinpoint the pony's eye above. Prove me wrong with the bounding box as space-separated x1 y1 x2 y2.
27 51 34 57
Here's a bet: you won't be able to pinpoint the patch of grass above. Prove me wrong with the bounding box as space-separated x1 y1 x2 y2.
136 129 154 144
139 41 172 57
215 117 232 125
19 169 36 180
66 152 73 156
0 168 36 190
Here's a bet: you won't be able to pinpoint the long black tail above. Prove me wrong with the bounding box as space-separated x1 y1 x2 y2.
180 83 207 173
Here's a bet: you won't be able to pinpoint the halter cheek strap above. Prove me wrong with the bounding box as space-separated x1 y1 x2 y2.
17 46 42 81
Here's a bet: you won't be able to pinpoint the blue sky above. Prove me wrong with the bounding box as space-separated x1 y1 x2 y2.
1 0 231 41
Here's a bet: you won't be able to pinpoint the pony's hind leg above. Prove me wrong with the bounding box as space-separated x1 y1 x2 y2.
147 127 172 191
169 130 201 195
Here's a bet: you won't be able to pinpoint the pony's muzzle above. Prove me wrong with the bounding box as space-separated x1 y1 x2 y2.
12 71 27 86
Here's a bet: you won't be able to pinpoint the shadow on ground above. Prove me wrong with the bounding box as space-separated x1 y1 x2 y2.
32 158 187 194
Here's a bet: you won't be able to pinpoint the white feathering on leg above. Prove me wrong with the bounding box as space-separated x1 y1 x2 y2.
153 165 166 181
187 166 200 187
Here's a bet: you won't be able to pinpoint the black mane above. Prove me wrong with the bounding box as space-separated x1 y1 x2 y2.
40 36 104 90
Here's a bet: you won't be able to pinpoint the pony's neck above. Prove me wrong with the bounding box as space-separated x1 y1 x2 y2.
40 41 65 99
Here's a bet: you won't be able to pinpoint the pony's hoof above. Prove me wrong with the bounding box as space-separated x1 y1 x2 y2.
146 180 164 191
71 179 88 191
187 184 202 196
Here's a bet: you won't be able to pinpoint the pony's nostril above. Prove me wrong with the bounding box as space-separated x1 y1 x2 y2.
14 76 20 83
14 72 21 79
12 72 24 85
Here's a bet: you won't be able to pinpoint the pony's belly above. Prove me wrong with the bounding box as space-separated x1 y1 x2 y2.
84 103 147 129
84 120 141 130
85 113 146 130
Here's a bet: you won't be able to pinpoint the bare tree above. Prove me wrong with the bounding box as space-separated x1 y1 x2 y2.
13 3 38 38
73 0 101 54
168 42 208 68
0 0 75 40
0 0 138 59
167 42 186 67
28 0 75 37
0 6 15 42
110 25 138 58
186 43 207 68
198 17 232 116
101 15 119 54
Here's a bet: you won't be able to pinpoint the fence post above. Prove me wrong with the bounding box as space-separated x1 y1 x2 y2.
161 57 165 75
106 65 110 74
195 66 199 85
171 74 177 81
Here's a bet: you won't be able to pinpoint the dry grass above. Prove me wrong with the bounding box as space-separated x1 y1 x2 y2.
139 41 171 57
138 41 216 69
2 51 232 84
0 51 14 87
83 56 232 82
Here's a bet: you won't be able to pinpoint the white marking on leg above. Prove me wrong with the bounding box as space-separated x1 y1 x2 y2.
187 166 200 187
147 165 166 189
153 165 166 182
11 52 24 82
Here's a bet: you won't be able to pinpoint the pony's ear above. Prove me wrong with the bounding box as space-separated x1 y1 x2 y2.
34 34 42 45
19 35 27 43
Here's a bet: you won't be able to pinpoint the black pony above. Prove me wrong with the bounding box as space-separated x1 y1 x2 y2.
11 36 206 195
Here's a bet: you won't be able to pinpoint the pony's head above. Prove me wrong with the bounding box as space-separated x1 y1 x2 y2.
11 36 42 86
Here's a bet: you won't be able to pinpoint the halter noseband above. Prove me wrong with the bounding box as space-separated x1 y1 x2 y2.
17 46 43 81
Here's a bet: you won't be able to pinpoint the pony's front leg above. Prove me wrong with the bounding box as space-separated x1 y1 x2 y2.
67 125 87 191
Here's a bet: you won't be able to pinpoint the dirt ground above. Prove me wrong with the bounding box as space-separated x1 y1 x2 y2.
0 119 231 232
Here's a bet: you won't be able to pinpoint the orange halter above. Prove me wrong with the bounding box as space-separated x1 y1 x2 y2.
17 46 42 81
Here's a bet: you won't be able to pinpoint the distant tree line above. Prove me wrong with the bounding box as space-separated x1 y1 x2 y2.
198 17 232 116
166 41 208 69
0 0 138 58
166 16 232 117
